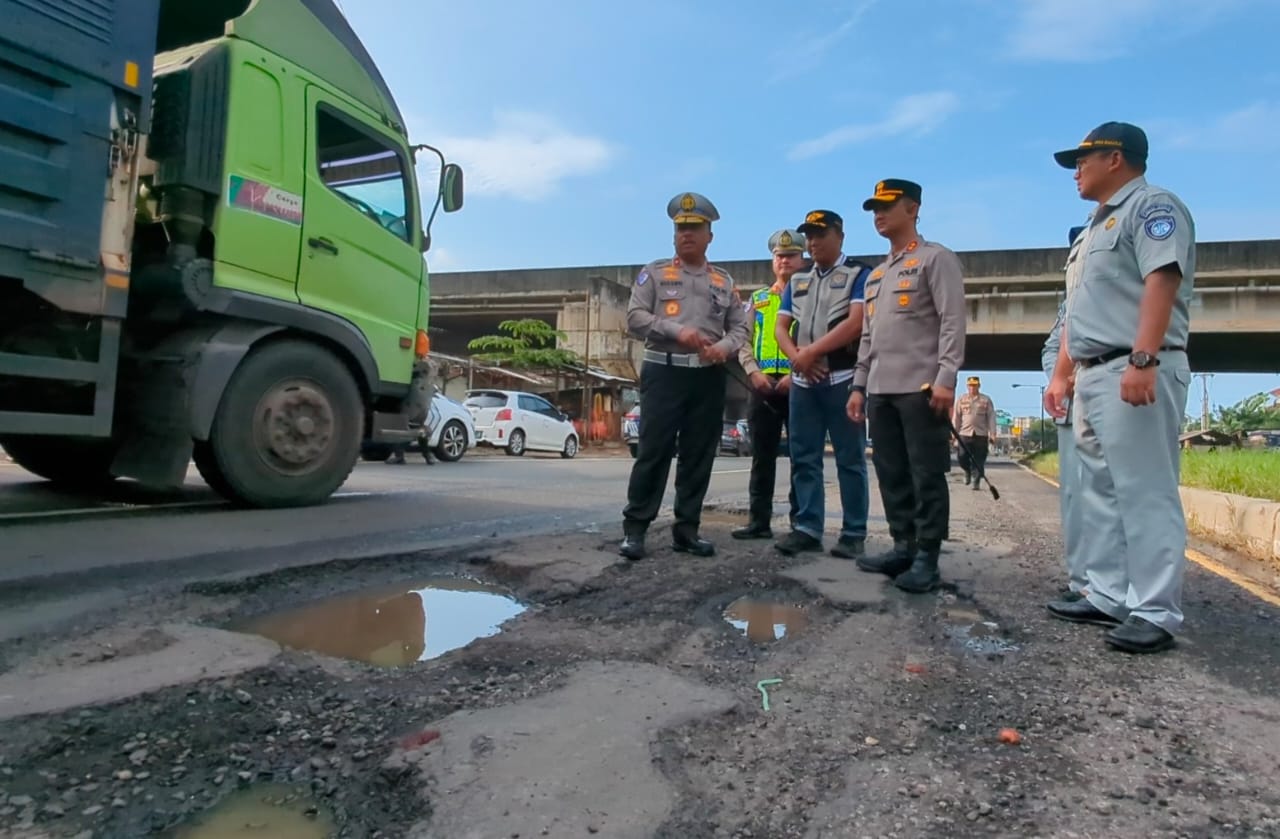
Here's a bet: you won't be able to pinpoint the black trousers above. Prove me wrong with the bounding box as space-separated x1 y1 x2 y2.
623 362 726 539
958 435 989 478
746 376 795 526
867 392 951 548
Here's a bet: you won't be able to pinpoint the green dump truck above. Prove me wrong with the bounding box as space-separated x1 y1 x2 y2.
0 0 462 507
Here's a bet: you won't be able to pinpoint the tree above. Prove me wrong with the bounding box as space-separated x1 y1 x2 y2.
467 319 579 369
1214 393 1280 435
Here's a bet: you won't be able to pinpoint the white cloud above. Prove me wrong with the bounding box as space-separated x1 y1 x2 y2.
768 0 879 83
787 92 961 160
1149 102 1280 153
418 111 617 202
1005 0 1238 62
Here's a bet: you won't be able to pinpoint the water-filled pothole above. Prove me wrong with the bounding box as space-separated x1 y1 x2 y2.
943 607 1020 657
170 785 332 838
234 577 526 667
723 597 810 643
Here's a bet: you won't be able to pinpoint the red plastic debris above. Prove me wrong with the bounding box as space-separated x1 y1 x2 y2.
998 728 1022 745
905 663 927 675
398 729 441 750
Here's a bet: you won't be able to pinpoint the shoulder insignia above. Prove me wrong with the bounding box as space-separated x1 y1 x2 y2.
636 269 649 286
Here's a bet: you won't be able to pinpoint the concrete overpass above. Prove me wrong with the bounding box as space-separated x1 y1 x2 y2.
429 239 1280 376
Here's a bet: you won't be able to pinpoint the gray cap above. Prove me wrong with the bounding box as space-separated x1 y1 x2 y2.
667 192 720 224
768 228 806 254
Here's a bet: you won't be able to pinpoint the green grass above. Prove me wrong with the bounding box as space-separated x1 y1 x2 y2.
1022 449 1280 502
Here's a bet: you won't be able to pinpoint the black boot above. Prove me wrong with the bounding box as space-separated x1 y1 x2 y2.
893 546 941 594
732 521 773 540
963 471 971 485
856 539 916 576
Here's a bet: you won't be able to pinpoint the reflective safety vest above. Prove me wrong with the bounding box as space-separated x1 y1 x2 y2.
750 287 791 374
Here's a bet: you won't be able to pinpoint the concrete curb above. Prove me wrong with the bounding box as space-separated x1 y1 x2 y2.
1181 486 1280 563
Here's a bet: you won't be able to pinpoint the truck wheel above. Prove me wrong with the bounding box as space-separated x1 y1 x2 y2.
192 440 236 499
204 341 363 507
434 420 467 462
0 435 117 490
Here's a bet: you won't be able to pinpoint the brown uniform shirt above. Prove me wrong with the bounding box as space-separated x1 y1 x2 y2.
953 392 996 438
852 239 966 394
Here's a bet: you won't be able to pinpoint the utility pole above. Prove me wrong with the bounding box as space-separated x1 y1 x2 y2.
1197 373 1214 431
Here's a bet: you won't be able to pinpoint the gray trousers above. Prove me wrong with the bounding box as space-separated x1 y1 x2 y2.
1073 353 1191 633
1056 417 1086 593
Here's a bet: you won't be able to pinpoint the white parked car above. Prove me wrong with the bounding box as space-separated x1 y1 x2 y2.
463 389 579 458
421 394 478 462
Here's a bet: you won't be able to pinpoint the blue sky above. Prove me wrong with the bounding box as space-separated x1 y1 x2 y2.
339 0 1279 415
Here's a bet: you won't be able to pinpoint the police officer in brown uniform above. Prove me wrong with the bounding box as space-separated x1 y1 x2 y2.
953 375 996 489
847 179 967 594
620 192 751 561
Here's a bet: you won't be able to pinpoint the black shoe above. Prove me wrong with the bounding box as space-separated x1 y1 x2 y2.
856 540 915 576
963 473 971 485
774 531 822 556
893 551 940 594
1105 616 1176 654
619 534 646 561
732 522 773 540
830 536 866 560
673 534 715 557
971 478 982 491
1047 599 1121 627
1058 589 1085 603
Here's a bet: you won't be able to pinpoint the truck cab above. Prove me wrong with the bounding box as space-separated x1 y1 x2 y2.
0 0 462 506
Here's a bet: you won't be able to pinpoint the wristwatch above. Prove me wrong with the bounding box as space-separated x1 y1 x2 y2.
1128 351 1160 369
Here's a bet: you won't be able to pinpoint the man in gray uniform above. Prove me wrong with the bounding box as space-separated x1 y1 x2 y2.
771 210 872 559
1043 226 1087 600
847 180 967 594
952 375 997 490
620 192 750 561
1044 122 1195 654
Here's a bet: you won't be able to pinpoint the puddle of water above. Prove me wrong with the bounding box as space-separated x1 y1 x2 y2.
235 577 525 668
724 597 810 643
171 785 332 838
943 608 1020 657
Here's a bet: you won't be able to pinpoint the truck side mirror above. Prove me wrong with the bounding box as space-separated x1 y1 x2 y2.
441 164 464 213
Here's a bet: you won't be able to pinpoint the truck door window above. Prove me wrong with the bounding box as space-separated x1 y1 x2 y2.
316 108 413 242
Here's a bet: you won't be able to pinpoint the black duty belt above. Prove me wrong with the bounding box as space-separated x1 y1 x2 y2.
1079 346 1185 369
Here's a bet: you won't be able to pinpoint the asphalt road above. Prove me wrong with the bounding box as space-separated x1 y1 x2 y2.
0 449 767 612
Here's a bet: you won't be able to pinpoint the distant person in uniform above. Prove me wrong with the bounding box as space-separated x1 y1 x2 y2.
620 192 750 561
847 180 966 594
732 228 805 541
952 375 997 490
1044 122 1195 654
771 210 872 559
1043 225 1087 601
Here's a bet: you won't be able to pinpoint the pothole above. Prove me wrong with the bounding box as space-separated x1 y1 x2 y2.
723 596 810 643
942 607 1020 658
169 784 332 838
232 577 526 667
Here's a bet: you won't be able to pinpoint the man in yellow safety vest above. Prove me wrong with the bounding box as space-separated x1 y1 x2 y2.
732 228 806 539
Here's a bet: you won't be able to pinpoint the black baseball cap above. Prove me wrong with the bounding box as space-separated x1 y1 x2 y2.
1053 122 1148 168
798 209 843 234
861 179 923 211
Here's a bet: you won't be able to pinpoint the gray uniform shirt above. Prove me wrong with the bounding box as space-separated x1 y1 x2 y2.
627 257 750 357
853 239 967 394
1043 231 1085 425
1065 176 1196 360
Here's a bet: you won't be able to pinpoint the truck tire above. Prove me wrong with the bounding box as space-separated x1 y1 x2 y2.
0 436 118 490
203 341 363 507
192 440 236 500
